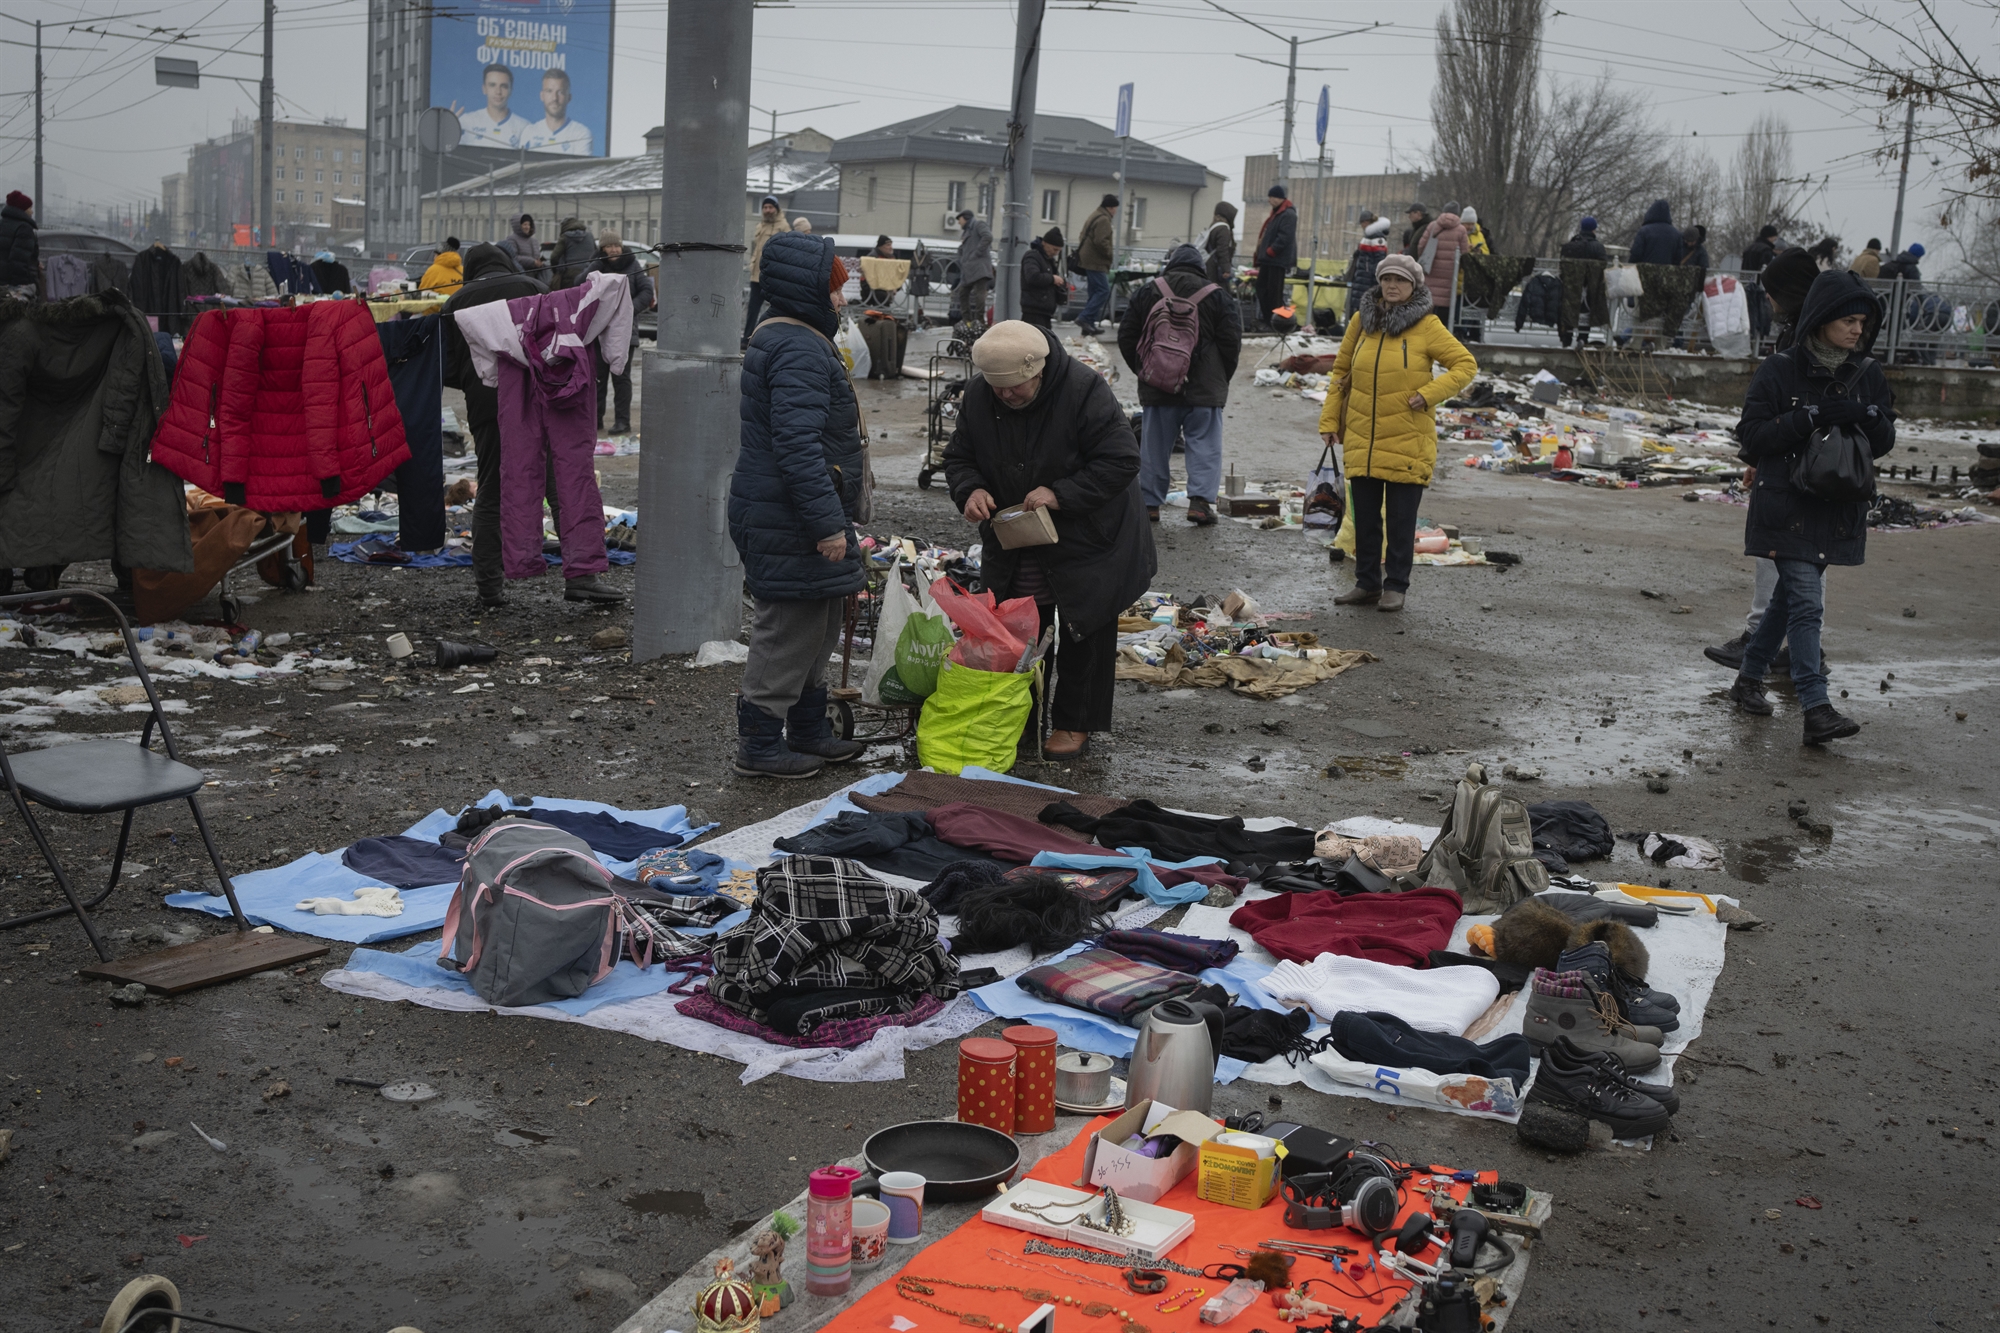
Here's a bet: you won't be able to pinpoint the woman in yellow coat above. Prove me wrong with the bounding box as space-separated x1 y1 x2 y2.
1318 253 1477 611
419 240 463 295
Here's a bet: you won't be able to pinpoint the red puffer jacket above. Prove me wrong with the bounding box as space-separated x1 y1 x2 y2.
150 300 411 510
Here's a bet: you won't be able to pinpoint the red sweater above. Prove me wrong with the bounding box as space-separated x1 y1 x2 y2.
1229 886 1464 967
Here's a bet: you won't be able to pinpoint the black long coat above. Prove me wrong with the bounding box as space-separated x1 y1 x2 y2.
943 329 1157 637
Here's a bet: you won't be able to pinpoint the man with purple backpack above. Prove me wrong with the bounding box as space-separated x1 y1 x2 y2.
1117 243 1243 526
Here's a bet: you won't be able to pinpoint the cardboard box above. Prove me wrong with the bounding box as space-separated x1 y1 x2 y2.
1197 1131 1281 1209
1079 1102 1222 1204
1218 494 1281 517
979 1178 1196 1261
992 505 1059 549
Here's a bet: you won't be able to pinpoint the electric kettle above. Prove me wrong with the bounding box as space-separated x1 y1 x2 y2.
1123 998 1224 1114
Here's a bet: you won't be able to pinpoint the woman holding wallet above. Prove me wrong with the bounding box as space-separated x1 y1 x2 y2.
944 320 1158 758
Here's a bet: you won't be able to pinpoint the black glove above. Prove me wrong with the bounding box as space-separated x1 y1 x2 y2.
1816 400 1867 426
1787 405 1820 437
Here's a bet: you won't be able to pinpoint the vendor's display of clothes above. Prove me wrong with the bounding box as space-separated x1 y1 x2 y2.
942 869 1112 954
182 252 234 301
706 855 960 1027
1220 1004 1315 1064
0 290 193 576
1229 885 1463 966
267 252 321 295
235 258 278 300
520 808 684 859
853 771 1126 834
1428 949 1533 994
1040 799 1315 863
1262 952 1499 1034
928 802 1097 863
676 990 947 1048
1015 947 1201 1025
1096 927 1239 972
1539 890 1658 928
1557 258 1609 347
1634 262 1704 335
778 810 989 883
131 489 300 624
128 243 188 334
453 269 632 581
636 847 729 894
341 835 466 888
1514 271 1562 332
88 252 130 296
43 252 91 300
310 258 354 295
1330 1010 1532 1085
1310 831 1424 877
1457 253 1535 311
1527 800 1613 874
150 301 414 511
376 314 447 551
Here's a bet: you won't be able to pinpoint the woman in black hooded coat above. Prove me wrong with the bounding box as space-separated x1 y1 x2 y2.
1729 270 1894 746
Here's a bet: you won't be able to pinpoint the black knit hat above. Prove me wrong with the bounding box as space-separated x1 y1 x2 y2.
1815 292 1879 329
1267 184 1288 201
1041 227 1064 247
1101 193 1121 208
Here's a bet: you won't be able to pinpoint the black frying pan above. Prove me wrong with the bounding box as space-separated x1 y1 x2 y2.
859 1120 1022 1203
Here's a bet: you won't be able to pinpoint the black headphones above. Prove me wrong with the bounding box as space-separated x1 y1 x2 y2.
1279 1154 1401 1238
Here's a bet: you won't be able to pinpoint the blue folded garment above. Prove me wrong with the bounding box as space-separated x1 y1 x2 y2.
341 835 464 889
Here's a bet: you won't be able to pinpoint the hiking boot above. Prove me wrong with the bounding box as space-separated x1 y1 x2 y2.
785 685 865 763
564 574 625 603
1528 1047 1673 1137
1557 942 1680 1032
1334 587 1380 606
1545 1037 1680 1115
1377 590 1406 612
1728 675 1773 716
734 696 824 779
1803 703 1860 745
1703 633 1747 670
476 584 508 610
611 420 631 434
1523 969 1663 1071
1186 496 1218 526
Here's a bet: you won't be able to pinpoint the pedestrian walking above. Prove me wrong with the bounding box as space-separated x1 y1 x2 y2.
588 230 655 434
440 243 554 610
1763 236 1844 348
1848 238 1883 279
1415 208 1470 321
1878 242 1923 282
954 208 995 329
1729 270 1893 745
1741 223 1782 341
503 213 545 277
1075 195 1118 334
1253 185 1297 328
420 238 464 295
1318 254 1476 614
943 321 1157 759
548 217 597 287
791 216 814 233
1202 201 1238 285
1020 228 1070 330
1400 201 1434 254
1117 242 1242 527
1346 216 1390 323
741 195 786 349
730 231 869 778
2 190 40 300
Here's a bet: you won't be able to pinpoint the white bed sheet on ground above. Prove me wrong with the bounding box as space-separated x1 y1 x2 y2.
320 768 1164 1082
1172 887 1731 1123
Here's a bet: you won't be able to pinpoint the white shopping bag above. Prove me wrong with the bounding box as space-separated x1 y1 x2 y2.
862 559 944 705
1702 274 1752 359
837 316 871 380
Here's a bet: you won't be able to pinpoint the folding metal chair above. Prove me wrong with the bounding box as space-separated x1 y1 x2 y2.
0 590 324 988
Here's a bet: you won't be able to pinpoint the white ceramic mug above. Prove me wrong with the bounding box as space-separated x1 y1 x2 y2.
878 1171 925 1244
850 1197 891 1268
384 632 414 660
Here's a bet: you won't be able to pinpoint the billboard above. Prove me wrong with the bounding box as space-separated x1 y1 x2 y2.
431 0 615 158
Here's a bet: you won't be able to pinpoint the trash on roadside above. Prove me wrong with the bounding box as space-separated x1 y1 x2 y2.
189 1122 227 1152
690 640 751 668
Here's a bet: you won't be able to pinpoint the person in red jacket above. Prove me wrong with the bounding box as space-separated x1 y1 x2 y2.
1254 185 1297 329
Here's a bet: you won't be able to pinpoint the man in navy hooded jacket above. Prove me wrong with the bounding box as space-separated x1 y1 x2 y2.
728 231 868 777
1628 200 1682 267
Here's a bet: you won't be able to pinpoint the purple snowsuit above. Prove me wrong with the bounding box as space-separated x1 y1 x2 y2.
454 270 634 580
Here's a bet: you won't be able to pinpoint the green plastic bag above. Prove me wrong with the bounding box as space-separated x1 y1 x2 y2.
892 610 953 699
877 663 922 706
916 659 1036 775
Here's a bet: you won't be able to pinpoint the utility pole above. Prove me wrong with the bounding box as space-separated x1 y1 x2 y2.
633 0 754 660
259 0 274 246
1279 36 1296 189
996 0 1044 323
1889 99 1916 257
1113 82 1133 264
33 21 42 212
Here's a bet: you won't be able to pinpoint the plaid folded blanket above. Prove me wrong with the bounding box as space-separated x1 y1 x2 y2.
1016 948 1202 1025
1097 928 1239 973
675 991 947 1049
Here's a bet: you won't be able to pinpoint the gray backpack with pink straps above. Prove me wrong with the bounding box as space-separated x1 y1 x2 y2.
440 820 620 1007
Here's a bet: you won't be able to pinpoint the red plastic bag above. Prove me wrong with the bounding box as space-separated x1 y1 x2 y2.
928 578 1039 672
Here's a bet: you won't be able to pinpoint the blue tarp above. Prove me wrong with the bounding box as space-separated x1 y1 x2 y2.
341 938 703 1015
330 542 635 569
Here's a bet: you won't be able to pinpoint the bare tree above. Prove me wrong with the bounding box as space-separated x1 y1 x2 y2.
1519 77 1677 256
1755 0 2000 208
1428 0 1545 251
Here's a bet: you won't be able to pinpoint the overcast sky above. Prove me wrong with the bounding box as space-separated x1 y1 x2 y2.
0 0 1974 253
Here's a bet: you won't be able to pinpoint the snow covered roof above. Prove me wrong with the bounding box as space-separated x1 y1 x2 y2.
429 153 840 202
829 105 1212 188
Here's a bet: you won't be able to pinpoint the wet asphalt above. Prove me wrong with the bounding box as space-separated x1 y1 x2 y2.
1 345 1996 1332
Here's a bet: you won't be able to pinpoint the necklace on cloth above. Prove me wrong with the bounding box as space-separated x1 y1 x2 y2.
985 1247 1126 1294
1022 1238 1206 1278
895 1275 1151 1333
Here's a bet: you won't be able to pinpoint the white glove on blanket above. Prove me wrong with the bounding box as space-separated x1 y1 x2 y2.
296 885 405 917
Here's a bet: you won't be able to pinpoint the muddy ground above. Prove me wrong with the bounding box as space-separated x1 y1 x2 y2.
2 332 1997 1333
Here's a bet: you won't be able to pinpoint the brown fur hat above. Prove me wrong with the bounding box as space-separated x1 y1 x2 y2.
1491 898 1574 972
1569 919 1649 981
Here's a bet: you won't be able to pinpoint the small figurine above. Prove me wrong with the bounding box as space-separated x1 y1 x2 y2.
696 1257 761 1333
748 1212 799 1316
1273 1284 1342 1323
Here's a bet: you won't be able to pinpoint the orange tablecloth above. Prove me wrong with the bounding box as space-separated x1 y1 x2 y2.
819 1119 1495 1333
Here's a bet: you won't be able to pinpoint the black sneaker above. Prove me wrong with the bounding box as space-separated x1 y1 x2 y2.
1728 676 1773 716
1803 703 1860 745
1528 1054 1672 1137
1703 633 1747 670
1544 1037 1680 1116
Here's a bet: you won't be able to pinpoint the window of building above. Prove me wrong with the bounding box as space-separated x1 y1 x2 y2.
314 192 324 205
333 172 342 184
275 166 285 180
314 148 323 161
1040 189 1060 222
315 170 324 182
1132 197 1148 234
947 181 964 213
334 149 344 163
978 181 994 216
866 176 877 211
294 147 303 159
354 151 363 167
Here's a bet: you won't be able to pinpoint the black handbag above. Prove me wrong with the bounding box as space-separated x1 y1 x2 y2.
1065 247 1085 275
1794 423 1877 502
